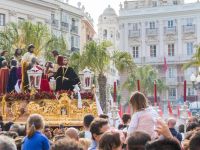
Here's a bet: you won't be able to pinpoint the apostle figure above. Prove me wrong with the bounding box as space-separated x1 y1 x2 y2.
0 60 9 94
7 60 18 93
13 48 22 65
51 50 60 73
21 44 37 91
54 56 80 91
0 50 8 68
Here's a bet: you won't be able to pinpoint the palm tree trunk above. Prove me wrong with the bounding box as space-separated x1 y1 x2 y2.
98 73 107 113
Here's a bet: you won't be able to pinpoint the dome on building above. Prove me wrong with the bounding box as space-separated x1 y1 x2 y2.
102 5 117 16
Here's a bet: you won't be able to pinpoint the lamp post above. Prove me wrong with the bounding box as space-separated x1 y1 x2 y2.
111 81 119 127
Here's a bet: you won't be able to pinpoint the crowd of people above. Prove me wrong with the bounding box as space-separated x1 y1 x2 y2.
0 45 80 95
0 91 199 150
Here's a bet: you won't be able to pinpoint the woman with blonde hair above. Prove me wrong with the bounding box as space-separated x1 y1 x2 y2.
127 91 158 139
22 114 50 150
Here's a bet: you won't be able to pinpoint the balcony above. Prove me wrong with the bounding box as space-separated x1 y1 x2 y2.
71 25 78 34
51 19 59 28
183 25 195 34
146 28 158 36
164 27 177 35
61 22 69 31
129 30 140 38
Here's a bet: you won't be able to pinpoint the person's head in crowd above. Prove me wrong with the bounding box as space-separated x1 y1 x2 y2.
99 131 122 150
26 114 45 138
53 134 67 142
27 44 35 53
51 50 59 58
1 60 8 68
83 114 94 130
51 138 83 150
1 50 8 57
79 138 91 150
10 59 17 67
178 124 184 133
130 91 148 112
57 55 64 66
188 116 198 125
90 118 109 142
127 131 151 150
63 56 69 66
122 113 131 125
14 48 22 57
167 118 176 128
0 131 18 139
44 125 52 139
0 135 17 150
189 131 200 150
65 127 79 141
9 124 21 135
4 122 14 131
99 114 109 120
186 122 199 132
145 138 181 150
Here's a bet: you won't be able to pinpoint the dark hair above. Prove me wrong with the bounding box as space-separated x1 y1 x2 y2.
1 60 8 68
10 59 17 67
4 122 14 131
14 48 22 57
90 118 108 140
189 131 200 150
186 122 199 132
127 131 151 150
52 50 59 57
99 114 109 119
0 116 3 122
130 91 148 112
122 113 131 124
99 131 121 150
0 50 8 56
27 114 44 138
145 138 181 150
83 114 94 128
51 138 83 150
28 44 35 52
178 124 184 133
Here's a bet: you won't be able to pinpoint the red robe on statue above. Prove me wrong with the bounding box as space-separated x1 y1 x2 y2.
0 68 9 94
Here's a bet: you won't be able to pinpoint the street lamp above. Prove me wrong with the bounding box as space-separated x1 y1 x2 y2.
190 69 200 101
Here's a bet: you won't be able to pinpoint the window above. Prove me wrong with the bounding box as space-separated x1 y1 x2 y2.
103 29 107 39
133 46 139 58
149 22 155 29
188 87 195 96
152 1 157 7
168 20 174 28
187 42 193 55
72 18 76 26
168 44 175 56
133 23 138 31
186 18 193 26
71 36 74 47
173 0 178 5
168 88 176 97
51 14 55 20
168 67 176 78
150 45 156 57
0 13 5 26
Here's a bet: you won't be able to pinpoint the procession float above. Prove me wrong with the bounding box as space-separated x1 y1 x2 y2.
0 67 98 127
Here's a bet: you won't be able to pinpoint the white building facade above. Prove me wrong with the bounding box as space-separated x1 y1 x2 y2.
99 0 200 110
0 0 94 52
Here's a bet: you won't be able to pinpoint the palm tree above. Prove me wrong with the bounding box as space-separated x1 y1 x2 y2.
70 40 135 112
124 65 167 96
183 46 200 69
0 21 67 61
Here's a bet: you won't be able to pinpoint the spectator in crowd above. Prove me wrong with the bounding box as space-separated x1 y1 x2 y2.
178 124 185 139
127 131 151 150
51 138 83 150
188 116 199 125
22 114 50 150
79 138 91 150
65 127 79 141
145 138 181 150
118 113 131 131
98 130 122 150
43 126 53 140
167 118 182 142
0 135 17 150
4 122 14 131
186 122 199 132
79 114 94 139
127 91 158 139
9 124 21 136
99 114 109 120
0 116 4 131
88 118 110 150
189 131 200 150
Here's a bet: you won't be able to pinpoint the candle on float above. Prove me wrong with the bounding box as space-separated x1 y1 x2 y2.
114 81 117 103
154 80 157 104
